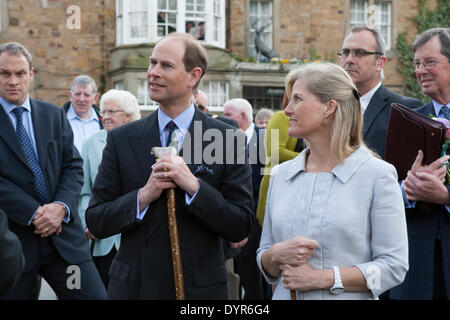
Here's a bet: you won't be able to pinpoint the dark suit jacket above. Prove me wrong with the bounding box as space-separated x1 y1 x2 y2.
86 109 254 299
390 102 450 299
363 84 423 159
0 99 91 272
0 209 24 296
249 126 265 209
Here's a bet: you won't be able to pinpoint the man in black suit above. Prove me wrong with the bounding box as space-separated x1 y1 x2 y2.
0 209 24 297
0 42 106 299
86 33 254 299
339 26 423 159
390 27 450 300
223 98 265 300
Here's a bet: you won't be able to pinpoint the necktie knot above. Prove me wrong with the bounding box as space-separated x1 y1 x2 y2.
439 105 450 120
165 120 178 148
12 106 24 120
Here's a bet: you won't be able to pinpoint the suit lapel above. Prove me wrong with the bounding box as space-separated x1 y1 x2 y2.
129 111 161 177
363 84 388 137
0 103 30 168
30 100 50 170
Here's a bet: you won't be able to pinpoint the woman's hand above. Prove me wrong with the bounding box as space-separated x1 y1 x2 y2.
272 236 318 266
280 263 332 291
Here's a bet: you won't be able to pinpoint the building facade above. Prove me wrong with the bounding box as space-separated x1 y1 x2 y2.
0 0 434 115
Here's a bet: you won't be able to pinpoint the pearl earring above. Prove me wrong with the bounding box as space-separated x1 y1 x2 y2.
324 118 328 124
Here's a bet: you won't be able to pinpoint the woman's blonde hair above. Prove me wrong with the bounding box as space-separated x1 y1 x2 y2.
285 62 371 163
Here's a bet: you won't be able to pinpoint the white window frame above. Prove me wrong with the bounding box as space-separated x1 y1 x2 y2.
137 78 159 111
115 0 225 48
249 0 273 59
349 0 392 50
202 80 229 111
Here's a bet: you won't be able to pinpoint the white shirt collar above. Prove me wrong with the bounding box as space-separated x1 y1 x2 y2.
432 100 450 116
244 122 255 145
67 104 98 122
360 81 382 114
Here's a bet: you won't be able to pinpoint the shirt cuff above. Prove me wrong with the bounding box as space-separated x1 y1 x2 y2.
54 201 71 223
400 181 416 208
185 179 201 205
137 188 149 220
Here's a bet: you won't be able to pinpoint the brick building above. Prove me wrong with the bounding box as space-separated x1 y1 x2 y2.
0 0 435 115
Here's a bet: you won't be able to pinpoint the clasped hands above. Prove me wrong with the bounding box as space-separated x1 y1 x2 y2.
32 202 66 238
403 150 450 205
139 154 200 209
272 236 319 291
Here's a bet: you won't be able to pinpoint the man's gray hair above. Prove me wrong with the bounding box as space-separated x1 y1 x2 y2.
350 25 386 56
413 27 450 62
223 98 254 122
0 42 33 70
71 75 98 94
255 108 274 123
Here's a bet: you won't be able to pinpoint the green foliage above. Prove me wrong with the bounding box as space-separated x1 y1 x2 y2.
308 46 322 61
395 0 449 102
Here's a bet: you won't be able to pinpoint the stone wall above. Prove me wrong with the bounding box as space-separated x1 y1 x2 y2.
228 0 430 94
0 0 116 107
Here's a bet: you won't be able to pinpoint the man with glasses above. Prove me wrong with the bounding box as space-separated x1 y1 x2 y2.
390 27 450 300
339 26 422 159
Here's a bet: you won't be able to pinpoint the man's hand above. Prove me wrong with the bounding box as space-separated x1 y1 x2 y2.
32 203 66 237
410 150 448 180
404 171 450 204
403 151 450 204
229 237 248 249
85 228 98 241
151 155 200 196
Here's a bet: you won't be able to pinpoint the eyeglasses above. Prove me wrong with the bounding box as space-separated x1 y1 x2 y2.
413 59 441 71
100 109 124 117
337 48 382 59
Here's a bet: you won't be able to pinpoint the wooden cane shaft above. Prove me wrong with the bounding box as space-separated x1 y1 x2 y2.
166 188 185 300
290 290 296 300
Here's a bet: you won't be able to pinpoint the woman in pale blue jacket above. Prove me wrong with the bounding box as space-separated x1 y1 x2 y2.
257 63 409 300
78 89 141 287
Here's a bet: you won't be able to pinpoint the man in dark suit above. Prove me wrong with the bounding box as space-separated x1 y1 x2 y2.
339 26 423 159
390 27 450 300
0 209 24 297
0 42 106 299
86 33 254 299
223 98 265 300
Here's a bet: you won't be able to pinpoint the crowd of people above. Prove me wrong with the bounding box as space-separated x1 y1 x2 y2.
0 25 449 300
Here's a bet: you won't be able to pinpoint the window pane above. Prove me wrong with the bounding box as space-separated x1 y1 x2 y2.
158 0 177 37
130 12 148 38
137 79 148 105
158 0 166 10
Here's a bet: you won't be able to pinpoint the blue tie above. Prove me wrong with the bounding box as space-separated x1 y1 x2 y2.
12 107 49 205
165 120 178 149
439 105 450 120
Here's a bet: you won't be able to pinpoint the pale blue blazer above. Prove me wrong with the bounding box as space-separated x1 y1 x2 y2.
257 146 409 300
78 129 120 256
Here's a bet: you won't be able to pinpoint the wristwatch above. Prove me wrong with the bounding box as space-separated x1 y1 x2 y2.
330 266 344 295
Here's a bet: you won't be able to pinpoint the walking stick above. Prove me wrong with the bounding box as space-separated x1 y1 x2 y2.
290 290 296 300
152 146 185 300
